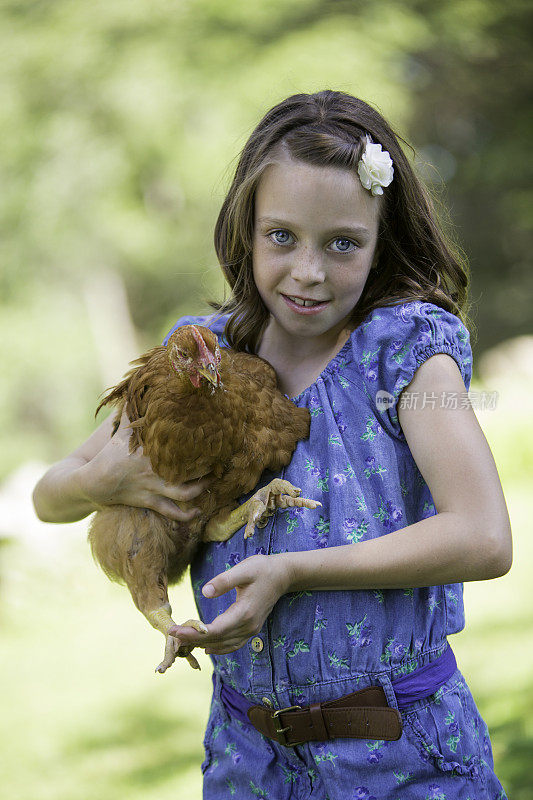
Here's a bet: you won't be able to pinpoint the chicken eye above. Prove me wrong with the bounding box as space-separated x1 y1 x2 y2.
170 343 192 365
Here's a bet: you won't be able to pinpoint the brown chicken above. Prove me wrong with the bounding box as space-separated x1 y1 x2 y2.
88 324 320 674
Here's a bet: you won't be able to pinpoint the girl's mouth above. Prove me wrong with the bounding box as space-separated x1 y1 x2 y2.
281 294 330 315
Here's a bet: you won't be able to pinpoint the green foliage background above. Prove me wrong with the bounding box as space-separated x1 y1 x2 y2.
1 1 531 797
2 0 532 477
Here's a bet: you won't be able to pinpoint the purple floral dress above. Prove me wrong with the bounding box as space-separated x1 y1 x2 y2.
164 301 507 800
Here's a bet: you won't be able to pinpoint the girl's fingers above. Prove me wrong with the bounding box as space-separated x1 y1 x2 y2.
170 623 246 650
199 613 239 641
204 637 245 654
163 477 212 502
149 498 200 522
146 476 213 520
205 644 245 655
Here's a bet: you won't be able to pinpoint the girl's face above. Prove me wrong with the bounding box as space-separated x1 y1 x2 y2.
252 154 381 352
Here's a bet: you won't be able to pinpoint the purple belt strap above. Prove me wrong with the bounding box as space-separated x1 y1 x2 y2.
392 644 456 708
215 644 457 726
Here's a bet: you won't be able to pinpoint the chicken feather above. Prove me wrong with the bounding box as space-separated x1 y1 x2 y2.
87 325 319 673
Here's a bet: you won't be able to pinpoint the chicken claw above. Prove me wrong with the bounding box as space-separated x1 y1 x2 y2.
156 634 199 674
244 478 321 539
203 479 321 542
153 615 208 674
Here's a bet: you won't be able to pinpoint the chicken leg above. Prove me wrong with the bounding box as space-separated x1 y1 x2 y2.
117 533 207 673
203 478 321 542
145 604 208 673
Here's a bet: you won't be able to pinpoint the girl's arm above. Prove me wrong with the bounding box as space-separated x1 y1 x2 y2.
32 411 210 524
167 353 513 656
281 352 512 591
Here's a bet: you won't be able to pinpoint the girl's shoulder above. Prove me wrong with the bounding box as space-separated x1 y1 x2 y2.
353 300 471 379
358 299 469 335
350 300 473 440
162 311 230 346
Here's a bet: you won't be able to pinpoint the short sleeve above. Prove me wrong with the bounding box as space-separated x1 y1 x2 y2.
162 312 230 346
366 301 473 441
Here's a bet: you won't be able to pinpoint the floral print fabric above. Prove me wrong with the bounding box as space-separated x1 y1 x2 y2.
163 301 506 798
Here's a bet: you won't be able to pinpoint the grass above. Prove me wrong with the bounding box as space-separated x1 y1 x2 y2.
0 537 211 800
453 480 533 799
1 377 531 799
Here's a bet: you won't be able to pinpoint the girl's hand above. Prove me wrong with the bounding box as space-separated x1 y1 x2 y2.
170 554 292 655
79 410 210 522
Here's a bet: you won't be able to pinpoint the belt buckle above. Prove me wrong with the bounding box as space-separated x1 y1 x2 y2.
271 705 302 746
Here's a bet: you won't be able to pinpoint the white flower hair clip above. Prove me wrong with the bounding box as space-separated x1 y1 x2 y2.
357 135 394 196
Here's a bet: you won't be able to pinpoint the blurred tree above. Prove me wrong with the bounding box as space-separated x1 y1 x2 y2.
1 0 418 472
1 3 530 793
404 0 533 348
2 0 530 344
1 0 531 477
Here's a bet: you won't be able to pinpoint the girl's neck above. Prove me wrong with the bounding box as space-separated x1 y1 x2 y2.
260 316 353 359
257 320 354 398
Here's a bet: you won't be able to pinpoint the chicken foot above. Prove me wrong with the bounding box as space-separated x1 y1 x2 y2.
203 478 321 542
145 604 208 674
123 546 208 673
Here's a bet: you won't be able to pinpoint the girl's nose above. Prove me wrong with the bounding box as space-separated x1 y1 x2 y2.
289 249 326 284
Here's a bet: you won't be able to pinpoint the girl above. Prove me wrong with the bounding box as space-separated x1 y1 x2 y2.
34 90 511 799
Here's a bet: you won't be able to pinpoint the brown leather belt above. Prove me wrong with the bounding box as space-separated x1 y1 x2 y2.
247 685 402 746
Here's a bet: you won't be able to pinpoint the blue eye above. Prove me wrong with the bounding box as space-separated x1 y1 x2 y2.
267 230 357 252
331 237 356 253
269 230 293 245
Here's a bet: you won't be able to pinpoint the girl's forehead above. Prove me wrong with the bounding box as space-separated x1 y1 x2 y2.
259 156 358 187
255 157 380 227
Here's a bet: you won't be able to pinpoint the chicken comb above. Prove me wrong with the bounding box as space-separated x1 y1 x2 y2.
190 325 212 361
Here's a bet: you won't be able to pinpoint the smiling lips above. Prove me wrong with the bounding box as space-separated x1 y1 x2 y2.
282 294 330 314
286 295 324 307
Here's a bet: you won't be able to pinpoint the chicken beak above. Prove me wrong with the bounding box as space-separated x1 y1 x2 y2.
195 363 220 386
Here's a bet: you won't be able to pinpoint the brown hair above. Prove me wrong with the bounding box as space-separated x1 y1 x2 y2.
209 90 473 353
